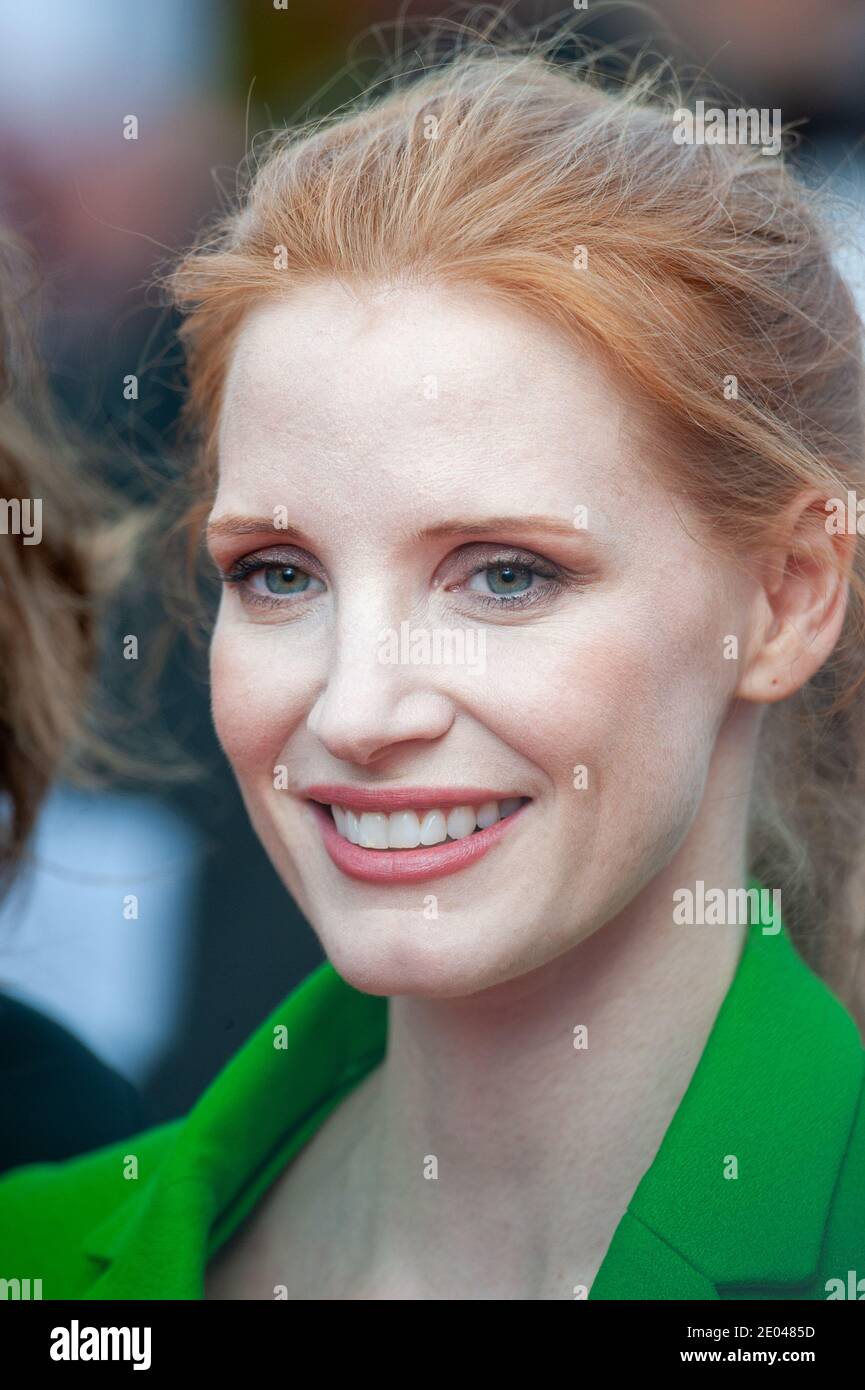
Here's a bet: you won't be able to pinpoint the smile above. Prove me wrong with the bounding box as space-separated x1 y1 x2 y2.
331 796 526 848
302 785 531 884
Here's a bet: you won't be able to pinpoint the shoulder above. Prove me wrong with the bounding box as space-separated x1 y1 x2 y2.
0 1118 182 1297
793 960 865 1293
0 992 148 1172
818 1065 865 1296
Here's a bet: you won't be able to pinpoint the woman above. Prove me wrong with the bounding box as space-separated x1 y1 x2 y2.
1 29 864 1300
0 225 148 1172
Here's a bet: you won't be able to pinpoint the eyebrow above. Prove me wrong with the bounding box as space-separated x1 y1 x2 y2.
206 513 586 544
206 515 306 542
416 515 584 540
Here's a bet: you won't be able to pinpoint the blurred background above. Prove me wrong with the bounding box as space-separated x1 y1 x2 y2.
1 0 865 1126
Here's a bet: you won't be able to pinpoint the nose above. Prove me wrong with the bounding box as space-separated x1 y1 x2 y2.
306 607 456 766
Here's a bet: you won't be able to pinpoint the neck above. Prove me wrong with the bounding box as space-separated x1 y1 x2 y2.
365 873 745 1296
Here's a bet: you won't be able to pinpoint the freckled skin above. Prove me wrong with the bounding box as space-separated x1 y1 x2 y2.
209 278 760 998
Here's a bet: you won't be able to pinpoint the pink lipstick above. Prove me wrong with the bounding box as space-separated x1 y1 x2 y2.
302 785 530 884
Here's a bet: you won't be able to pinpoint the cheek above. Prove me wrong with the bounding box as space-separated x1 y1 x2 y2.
209 619 308 779
481 585 731 803
576 595 733 851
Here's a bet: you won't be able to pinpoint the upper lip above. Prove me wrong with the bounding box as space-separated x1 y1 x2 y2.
301 784 529 812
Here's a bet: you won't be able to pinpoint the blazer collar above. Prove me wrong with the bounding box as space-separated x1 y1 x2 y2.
82 966 387 1297
82 884 863 1299
590 901 864 1298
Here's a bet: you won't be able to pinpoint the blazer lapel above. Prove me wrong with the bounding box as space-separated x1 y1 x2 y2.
591 908 864 1299
81 962 389 1298
82 1173 214 1299
590 1211 720 1299
82 887 862 1301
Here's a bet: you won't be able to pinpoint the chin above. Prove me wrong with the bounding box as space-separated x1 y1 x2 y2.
317 910 545 1000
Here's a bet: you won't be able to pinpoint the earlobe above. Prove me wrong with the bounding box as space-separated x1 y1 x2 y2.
736 613 831 704
735 493 853 706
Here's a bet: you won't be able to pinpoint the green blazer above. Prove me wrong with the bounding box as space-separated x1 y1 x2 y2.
1 896 864 1300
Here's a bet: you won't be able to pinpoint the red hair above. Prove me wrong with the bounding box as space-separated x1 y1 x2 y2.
166 22 865 1019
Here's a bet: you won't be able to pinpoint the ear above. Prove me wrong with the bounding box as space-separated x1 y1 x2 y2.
736 488 855 705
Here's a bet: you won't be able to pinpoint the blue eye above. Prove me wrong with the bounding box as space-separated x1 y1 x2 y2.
221 545 576 616
472 562 534 596
222 556 326 604
464 557 557 604
263 565 312 594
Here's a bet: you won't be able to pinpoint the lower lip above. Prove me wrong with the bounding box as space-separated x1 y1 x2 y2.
308 800 529 884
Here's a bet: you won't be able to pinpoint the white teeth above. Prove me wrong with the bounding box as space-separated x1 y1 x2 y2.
358 812 389 849
328 797 527 849
419 809 448 845
446 805 476 839
388 811 422 849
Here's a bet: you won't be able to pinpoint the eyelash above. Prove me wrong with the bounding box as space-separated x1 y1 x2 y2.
221 549 572 613
463 553 563 609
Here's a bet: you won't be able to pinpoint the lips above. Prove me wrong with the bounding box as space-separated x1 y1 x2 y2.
301 785 531 884
301 784 526 812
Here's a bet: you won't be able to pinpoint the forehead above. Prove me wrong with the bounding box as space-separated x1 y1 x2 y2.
216 278 653 522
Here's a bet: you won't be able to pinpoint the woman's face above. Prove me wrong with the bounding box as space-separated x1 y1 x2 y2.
208 279 759 996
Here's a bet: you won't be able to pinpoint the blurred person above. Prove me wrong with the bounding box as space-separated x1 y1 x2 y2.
2 13 865 1301
0 225 149 1171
